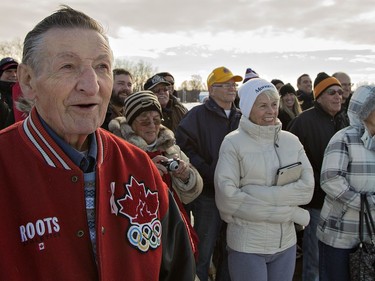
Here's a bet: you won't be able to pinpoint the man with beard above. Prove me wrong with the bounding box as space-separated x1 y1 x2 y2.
102 68 133 130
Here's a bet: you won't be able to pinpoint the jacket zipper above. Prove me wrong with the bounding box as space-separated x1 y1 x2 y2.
279 223 283 248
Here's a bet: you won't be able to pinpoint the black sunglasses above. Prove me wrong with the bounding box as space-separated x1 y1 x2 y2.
325 89 344 96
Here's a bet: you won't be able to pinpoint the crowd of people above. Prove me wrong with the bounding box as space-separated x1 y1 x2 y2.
1 5 374 281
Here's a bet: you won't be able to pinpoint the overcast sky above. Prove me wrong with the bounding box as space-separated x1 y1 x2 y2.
1 0 375 88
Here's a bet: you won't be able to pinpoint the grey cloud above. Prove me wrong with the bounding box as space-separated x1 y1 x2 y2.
1 0 374 47
117 44 375 86
1 0 374 85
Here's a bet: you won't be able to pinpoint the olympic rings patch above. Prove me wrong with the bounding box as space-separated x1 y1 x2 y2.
127 219 162 252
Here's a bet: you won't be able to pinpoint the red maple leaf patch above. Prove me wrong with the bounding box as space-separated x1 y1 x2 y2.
117 176 159 225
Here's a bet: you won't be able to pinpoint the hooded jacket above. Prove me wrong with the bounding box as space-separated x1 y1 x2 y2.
317 85 375 249
214 116 314 254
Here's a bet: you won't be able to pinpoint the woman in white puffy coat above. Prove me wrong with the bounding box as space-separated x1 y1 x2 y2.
214 78 314 281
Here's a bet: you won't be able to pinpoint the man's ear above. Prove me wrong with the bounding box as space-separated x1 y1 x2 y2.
17 64 36 100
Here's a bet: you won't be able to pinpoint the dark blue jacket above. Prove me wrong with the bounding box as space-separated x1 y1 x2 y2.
288 101 349 208
175 98 241 197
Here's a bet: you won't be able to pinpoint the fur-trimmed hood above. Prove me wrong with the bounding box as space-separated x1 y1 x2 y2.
108 116 203 205
348 86 375 130
108 116 176 152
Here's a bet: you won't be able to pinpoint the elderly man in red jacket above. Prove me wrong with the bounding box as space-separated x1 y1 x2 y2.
0 5 195 281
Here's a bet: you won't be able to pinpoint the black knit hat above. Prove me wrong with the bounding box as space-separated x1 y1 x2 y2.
124 91 163 125
313 72 341 99
279 83 296 97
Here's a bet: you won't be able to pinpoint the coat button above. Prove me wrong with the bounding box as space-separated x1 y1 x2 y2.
101 227 105 234
77 230 84 237
71 176 79 183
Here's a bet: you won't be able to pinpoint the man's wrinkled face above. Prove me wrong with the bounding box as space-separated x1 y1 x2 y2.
151 83 170 108
317 85 343 117
209 78 238 106
22 28 113 139
335 73 352 100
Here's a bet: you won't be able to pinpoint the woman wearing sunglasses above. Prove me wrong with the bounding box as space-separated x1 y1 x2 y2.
109 91 203 265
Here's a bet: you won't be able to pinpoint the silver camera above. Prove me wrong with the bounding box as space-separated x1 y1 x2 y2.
160 159 180 172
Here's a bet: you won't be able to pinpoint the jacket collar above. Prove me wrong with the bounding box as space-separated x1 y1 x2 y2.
239 115 281 144
21 107 104 169
205 97 240 118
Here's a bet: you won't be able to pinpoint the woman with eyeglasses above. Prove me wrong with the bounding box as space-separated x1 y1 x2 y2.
109 91 203 262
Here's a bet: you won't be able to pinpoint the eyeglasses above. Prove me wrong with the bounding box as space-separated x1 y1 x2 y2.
134 117 163 127
212 83 238 89
325 89 344 96
341 83 353 87
153 87 169 94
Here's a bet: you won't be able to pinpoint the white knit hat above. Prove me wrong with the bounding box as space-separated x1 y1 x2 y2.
238 78 278 119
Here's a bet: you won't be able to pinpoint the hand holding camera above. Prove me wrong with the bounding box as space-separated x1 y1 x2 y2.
160 158 180 172
152 155 190 183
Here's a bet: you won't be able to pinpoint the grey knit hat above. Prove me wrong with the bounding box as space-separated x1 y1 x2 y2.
124 91 163 125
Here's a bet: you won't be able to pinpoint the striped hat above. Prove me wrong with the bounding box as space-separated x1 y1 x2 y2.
243 68 259 83
313 72 341 99
124 91 163 125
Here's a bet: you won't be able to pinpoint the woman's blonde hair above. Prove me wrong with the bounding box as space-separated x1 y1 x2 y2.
279 94 302 119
